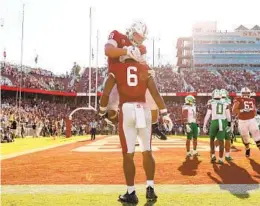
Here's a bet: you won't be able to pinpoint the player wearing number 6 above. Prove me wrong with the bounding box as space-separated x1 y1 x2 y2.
232 87 260 157
99 61 172 204
203 89 232 164
104 21 167 140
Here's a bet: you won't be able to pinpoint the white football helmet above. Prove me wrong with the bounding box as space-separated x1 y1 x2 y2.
185 95 195 105
220 89 228 98
126 20 148 46
212 89 221 99
241 87 251 97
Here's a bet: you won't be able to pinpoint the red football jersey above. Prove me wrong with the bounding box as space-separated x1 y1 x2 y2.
106 30 146 68
234 97 256 120
109 62 149 106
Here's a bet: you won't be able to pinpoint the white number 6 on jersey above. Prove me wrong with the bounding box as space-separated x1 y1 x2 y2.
127 66 138 86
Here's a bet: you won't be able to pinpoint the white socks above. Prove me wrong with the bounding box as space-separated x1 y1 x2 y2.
146 180 154 188
225 152 230 157
127 186 135 194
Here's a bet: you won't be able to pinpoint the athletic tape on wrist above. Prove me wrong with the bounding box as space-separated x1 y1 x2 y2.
160 109 167 114
99 107 107 112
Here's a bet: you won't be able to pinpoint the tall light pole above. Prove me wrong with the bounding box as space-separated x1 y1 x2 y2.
88 7 92 107
95 30 99 110
18 3 25 126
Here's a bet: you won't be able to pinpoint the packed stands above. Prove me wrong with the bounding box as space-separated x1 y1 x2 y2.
2 61 260 93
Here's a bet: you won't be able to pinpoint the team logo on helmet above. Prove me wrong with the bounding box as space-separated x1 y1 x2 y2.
185 95 195 105
241 87 251 98
212 89 221 99
220 89 228 98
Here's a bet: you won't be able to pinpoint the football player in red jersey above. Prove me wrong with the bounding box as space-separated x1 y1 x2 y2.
99 60 173 204
104 21 166 140
232 87 260 157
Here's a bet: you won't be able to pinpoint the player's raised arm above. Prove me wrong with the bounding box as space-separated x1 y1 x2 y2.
99 73 116 111
232 99 240 116
105 30 128 58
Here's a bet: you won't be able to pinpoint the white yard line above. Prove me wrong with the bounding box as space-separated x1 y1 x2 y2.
1 184 260 194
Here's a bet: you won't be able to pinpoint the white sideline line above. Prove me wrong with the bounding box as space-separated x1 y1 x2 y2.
1 184 260 194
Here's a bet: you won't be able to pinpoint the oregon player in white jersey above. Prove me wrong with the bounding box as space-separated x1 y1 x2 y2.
203 89 232 164
182 95 199 157
220 89 233 161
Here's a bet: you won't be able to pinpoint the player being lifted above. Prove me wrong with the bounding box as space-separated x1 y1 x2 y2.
232 87 260 157
99 60 173 204
203 89 232 164
182 95 199 158
104 20 167 140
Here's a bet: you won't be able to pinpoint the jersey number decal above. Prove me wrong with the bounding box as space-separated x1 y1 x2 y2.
244 101 254 110
127 66 138 86
216 103 224 114
108 32 114 39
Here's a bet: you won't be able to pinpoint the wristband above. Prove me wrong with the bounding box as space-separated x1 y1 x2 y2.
99 106 107 112
160 109 167 114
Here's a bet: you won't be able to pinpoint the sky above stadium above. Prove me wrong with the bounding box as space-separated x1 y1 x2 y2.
1 0 260 74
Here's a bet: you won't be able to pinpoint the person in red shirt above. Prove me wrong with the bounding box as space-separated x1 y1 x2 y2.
104 21 166 140
99 61 172 204
232 87 260 157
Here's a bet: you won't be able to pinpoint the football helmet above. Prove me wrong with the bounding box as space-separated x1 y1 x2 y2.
126 20 148 46
185 95 195 105
220 89 228 98
212 89 221 99
241 87 251 98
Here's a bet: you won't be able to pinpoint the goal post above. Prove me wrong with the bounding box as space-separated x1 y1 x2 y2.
66 106 97 138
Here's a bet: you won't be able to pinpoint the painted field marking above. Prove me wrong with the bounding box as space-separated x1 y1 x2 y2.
2 184 260 194
72 136 210 153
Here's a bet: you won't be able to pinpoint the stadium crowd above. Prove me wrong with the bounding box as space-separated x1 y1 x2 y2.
1 61 260 141
2 61 260 93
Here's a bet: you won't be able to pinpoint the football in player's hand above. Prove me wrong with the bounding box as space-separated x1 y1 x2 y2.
107 110 118 124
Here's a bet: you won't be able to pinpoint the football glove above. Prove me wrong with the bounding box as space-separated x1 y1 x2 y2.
126 46 143 62
162 114 173 131
203 125 207 134
98 107 113 126
185 124 191 133
148 69 155 78
225 122 232 133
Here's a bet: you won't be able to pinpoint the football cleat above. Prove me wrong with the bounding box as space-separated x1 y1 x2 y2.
146 186 158 202
118 191 139 204
217 159 224 165
225 156 233 162
152 123 167 140
193 151 200 156
245 148 251 157
211 156 216 163
186 153 192 158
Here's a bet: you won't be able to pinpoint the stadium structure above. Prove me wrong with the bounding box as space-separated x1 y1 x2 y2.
176 21 260 95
